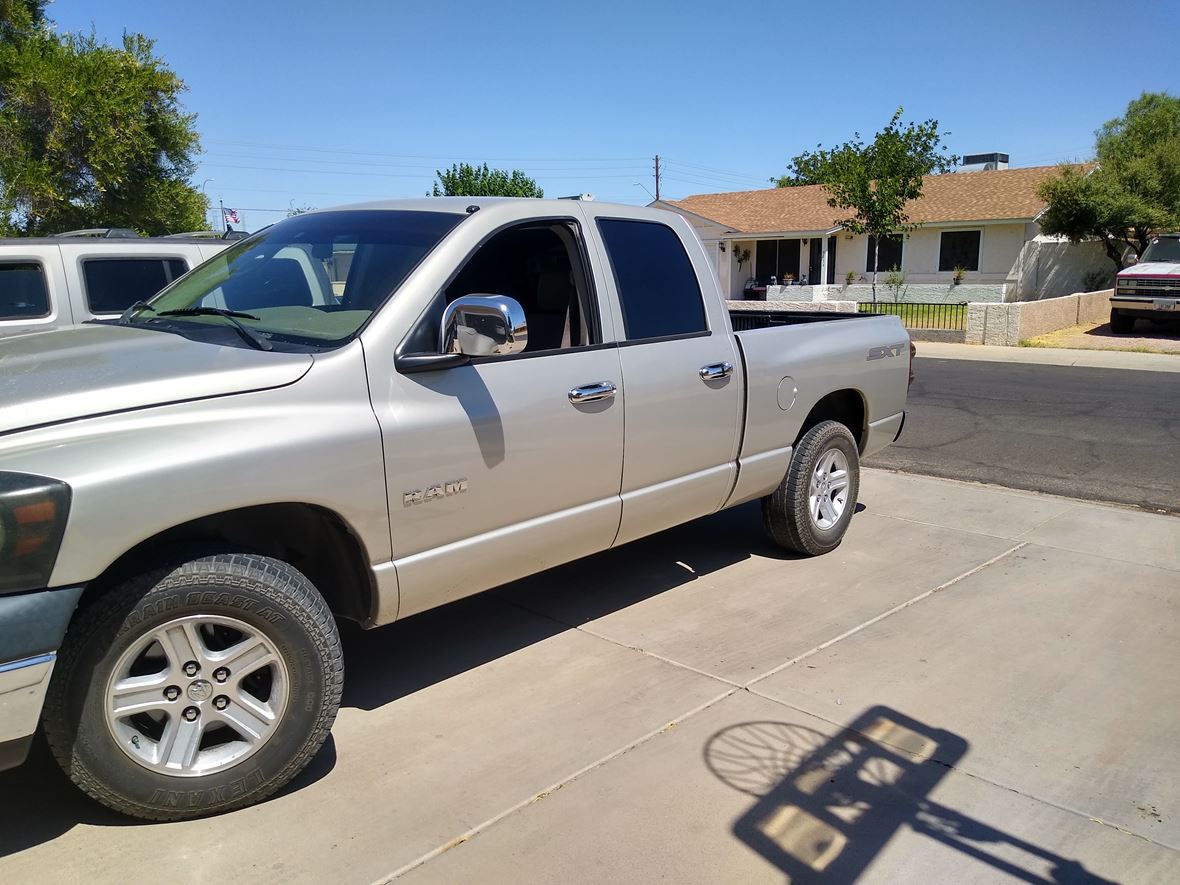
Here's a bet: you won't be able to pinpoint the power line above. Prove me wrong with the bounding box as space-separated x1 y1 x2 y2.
201 162 648 181
662 158 769 184
204 138 649 164
203 150 648 175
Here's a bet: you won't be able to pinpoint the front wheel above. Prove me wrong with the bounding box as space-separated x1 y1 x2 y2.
43 552 343 821
762 420 860 556
1109 310 1135 334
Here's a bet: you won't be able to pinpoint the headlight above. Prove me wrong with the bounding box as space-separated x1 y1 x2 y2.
0 472 71 594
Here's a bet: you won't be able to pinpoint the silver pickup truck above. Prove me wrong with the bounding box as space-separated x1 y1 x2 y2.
0 198 911 820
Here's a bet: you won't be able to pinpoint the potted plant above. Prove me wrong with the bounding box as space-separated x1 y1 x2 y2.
952 265 966 285
784 272 795 285
844 270 855 287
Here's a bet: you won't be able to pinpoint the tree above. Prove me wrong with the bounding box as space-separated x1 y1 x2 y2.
431 162 543 198
0 0 46 40
0 14 206 236
776 108 957 300
287 204 315 217
1038 92 1180 271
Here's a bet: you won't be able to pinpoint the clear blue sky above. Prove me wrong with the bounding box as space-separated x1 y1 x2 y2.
52 0 1180 231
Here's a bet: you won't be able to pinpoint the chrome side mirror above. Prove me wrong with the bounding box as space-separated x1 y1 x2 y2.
441 295 528 357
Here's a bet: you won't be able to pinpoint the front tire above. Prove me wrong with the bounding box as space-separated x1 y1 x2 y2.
43 552 343 821
762 420 860 556
1110 310 1135 334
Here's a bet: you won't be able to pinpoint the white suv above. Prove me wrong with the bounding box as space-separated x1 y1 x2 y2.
0 232 234 339
1111 233 1180 333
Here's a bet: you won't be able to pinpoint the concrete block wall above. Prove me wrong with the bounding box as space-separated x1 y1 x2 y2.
965 289 1112 345
765 283 1004 304
728 299 858 313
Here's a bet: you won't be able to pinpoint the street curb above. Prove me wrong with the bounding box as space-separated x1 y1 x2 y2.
912 341 1180 373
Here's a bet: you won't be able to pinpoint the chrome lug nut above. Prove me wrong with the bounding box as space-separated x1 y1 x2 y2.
213 667 230 683
182 706 199 722
213 695 229 711
163 685 181 701
182 661 200 677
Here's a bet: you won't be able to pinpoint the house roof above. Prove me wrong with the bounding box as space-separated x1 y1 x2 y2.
662 165 1082 235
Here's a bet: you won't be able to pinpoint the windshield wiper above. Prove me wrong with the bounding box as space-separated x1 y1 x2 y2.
155 307 273 351
118 301 157 323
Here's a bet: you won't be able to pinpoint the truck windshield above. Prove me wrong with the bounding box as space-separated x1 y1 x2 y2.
128 210 463 348
1139 237 1180 264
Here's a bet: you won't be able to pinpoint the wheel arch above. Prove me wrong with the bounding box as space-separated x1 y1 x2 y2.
75 502 377 626
796 388 868 452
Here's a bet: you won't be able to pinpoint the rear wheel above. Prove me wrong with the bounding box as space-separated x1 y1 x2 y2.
43 552 342 821
762 420 860 556
1110 310 1135 334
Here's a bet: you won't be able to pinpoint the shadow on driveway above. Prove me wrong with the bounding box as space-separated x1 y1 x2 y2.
707 706 1114 884
340 501 809 712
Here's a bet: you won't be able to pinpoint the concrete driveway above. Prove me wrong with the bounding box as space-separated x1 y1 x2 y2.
1 470 1176 883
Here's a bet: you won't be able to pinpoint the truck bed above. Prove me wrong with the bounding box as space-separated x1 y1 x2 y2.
728 308 864 331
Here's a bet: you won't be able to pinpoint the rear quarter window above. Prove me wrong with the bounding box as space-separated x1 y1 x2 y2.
597 218 707 341
0 261 50 320
82 257 188 314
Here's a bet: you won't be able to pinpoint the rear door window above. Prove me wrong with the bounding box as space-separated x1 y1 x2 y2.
597 219 707 341
82 258 188 314
0 261 50 320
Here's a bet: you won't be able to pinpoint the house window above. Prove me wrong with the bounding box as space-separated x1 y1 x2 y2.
939 230 981 272
866 235 903 272
754 239 801 282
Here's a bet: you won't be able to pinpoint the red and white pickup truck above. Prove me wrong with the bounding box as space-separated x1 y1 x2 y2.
1110 233 1180 333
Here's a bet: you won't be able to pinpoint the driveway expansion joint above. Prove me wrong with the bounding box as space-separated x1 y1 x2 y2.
742 543 1027 690
371 687 740 883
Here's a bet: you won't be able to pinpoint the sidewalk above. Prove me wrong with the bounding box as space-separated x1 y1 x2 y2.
915 339 1180 373
1 470 1176 883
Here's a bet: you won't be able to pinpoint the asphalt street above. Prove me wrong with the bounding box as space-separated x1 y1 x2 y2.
866 356 1180 513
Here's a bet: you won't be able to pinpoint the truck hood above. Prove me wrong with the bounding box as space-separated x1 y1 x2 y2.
0 324 313 435
1119 261 1180 278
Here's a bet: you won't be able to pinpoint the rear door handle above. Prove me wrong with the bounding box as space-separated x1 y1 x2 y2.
568 381 617 404
699 362 734 381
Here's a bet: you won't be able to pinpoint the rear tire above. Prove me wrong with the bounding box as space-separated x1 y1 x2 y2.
1110 310 1135 334
43 552 343 821
762 420 860 556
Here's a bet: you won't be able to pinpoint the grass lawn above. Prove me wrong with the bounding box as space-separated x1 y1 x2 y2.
858 301 967 330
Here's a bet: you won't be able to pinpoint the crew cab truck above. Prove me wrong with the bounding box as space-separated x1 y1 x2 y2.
1110 232 1180 333
0 199 911 820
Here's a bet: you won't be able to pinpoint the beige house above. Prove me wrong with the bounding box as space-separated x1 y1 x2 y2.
653 165 1099 302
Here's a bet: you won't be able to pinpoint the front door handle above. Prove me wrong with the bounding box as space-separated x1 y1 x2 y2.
699 362 734 381
568 381 617 404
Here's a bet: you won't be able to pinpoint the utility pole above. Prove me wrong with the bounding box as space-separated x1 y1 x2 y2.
219 198 225 233
653 154 661 201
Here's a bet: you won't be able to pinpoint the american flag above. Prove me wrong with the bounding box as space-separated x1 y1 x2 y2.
223 207 240 225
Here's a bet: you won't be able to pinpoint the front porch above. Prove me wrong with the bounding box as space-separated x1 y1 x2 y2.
717 231 839 299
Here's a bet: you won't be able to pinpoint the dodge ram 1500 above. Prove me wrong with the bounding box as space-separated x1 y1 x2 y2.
0 198 911 819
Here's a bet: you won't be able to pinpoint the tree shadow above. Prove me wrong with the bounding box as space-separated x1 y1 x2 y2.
706 707 1115 884
1084 320 1180 340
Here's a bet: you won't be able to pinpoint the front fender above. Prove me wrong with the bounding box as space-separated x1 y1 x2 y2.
0 343 391 587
